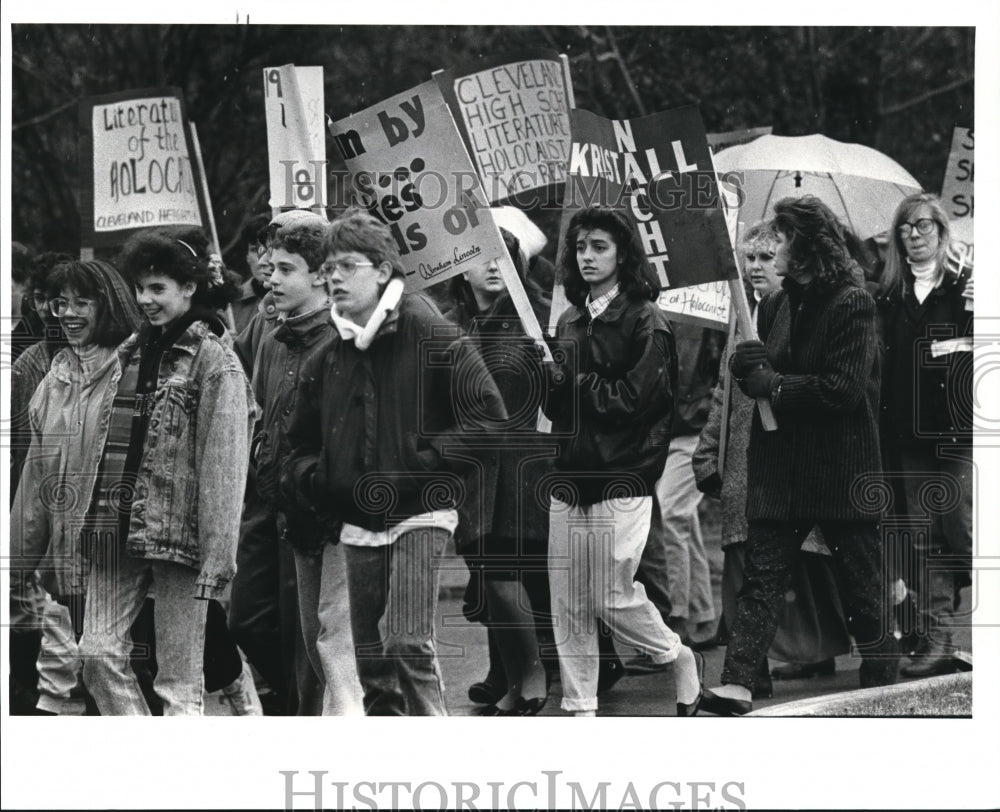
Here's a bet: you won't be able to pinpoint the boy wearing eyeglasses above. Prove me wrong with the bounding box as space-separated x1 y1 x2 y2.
280 208 506 715
244 215 365 716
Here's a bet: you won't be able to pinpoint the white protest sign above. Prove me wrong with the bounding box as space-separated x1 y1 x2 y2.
437 53 572 202
81 88 203 245
940 126 973 248
264 65 326 212
329 79 507 292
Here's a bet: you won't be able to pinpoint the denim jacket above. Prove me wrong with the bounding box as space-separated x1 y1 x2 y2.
119 320 257 599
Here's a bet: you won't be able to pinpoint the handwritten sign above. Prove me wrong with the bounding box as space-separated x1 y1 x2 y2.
940 126 973 248
329 80 507 292
264 65 326 212
79 87 204 247
437 51 572 203
556 105 737 329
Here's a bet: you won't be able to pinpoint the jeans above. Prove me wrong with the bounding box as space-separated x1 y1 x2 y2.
548 496 682 713
294 544 365 715
654 433 715 624
721 520 899 692
343 528 448 716
898 444 973 646
80 549 208 716
229 499 322 714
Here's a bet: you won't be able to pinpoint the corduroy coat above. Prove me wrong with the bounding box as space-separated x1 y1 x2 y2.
746 278 882 522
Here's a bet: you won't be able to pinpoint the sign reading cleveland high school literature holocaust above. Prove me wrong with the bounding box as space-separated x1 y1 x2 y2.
557 104 739 329
78 86 206 248
436 50 573 203
329 79 508 292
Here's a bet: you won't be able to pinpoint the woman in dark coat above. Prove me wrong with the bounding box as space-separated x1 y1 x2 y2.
701 196 899 715
877 192 973 677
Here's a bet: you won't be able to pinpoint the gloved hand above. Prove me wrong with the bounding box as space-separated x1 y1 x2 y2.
696 472 723 499
738 365 781 399
729 340 770 377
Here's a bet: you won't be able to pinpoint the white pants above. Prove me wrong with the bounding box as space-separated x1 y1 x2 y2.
548 496 682 712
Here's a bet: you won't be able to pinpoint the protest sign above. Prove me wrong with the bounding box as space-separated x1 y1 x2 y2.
329 79 508 292
436 51 573 203
556 105 739 330
78 87 206 248
264 65 327 213
939 126 973 249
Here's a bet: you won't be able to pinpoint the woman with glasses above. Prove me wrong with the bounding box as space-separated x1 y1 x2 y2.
878 192 973 677
77 230 256 715
11 259 143 713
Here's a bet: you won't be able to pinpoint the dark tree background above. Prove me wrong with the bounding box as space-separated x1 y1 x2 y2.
11 25 974 269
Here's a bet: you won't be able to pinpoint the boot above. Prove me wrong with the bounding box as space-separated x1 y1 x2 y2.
900 634 959 678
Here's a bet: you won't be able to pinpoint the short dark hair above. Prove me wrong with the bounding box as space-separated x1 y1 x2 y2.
324 208 406 281
241 213 272 250
46 260 139 347
560 206 660 307
270 220 328 274
118 227 241 310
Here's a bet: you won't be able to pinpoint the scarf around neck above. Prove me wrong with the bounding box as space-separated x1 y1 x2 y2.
330 277 405 351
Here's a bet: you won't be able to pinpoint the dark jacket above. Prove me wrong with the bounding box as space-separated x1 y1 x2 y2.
542 293 676 507
252 304 334 507
281 294 507 532
877 266 972 454
670 321 724 437
747 279 882 522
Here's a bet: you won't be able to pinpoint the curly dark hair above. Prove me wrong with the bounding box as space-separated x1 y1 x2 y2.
771 196 862 293
560 206 660 307
270 219 329 274
117 226 241 311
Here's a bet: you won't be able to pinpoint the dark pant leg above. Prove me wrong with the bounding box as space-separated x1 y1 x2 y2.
343 544 405 716
720 521 807 691
819 520 899 687
635 494 673 622
228 500 288 698
203 599 243 693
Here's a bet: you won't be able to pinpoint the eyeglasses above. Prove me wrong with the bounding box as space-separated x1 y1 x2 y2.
49 297 97 317
896 218 936 239
322 258 374 277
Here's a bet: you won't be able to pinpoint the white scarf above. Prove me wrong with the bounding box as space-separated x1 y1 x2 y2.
330 278 405 351
908 257 941 305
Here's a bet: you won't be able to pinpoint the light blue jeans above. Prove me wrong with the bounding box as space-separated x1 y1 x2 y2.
293 543 365 716
80 550 208 716
343 528 448 716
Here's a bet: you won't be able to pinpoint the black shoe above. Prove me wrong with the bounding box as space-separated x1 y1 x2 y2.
624 654 669 676
474 704 505 716
503 695 548 716
752 676 773 700
468 676 507 705
770 658 836 680
699 688 752 717
597 658 625 694
676 652 705 717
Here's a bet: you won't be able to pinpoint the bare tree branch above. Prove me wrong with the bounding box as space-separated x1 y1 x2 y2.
12 99 76 131
604 26 646 117
880 75 974 116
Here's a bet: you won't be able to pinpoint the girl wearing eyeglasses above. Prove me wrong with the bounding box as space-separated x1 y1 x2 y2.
77 230 257 715
878 192 973 678
11 260 143 712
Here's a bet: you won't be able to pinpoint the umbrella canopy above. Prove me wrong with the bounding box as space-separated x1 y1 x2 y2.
713 134 922 240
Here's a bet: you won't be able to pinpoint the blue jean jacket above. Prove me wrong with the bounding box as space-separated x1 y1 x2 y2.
120 321 256 600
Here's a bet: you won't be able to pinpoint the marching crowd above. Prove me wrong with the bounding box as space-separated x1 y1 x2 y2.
8 190 973 716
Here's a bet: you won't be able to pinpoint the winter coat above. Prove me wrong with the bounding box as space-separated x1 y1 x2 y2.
118 319 256 599
542 293 676 507
671 321 724 437
877 265 972 455
9 340 55 500
233 291 280 377
250 304 336 553
746 278 882 522
281 293 507 533
11 346 124 598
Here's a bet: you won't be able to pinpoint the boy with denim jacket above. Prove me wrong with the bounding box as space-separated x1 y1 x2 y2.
280 209 506 715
